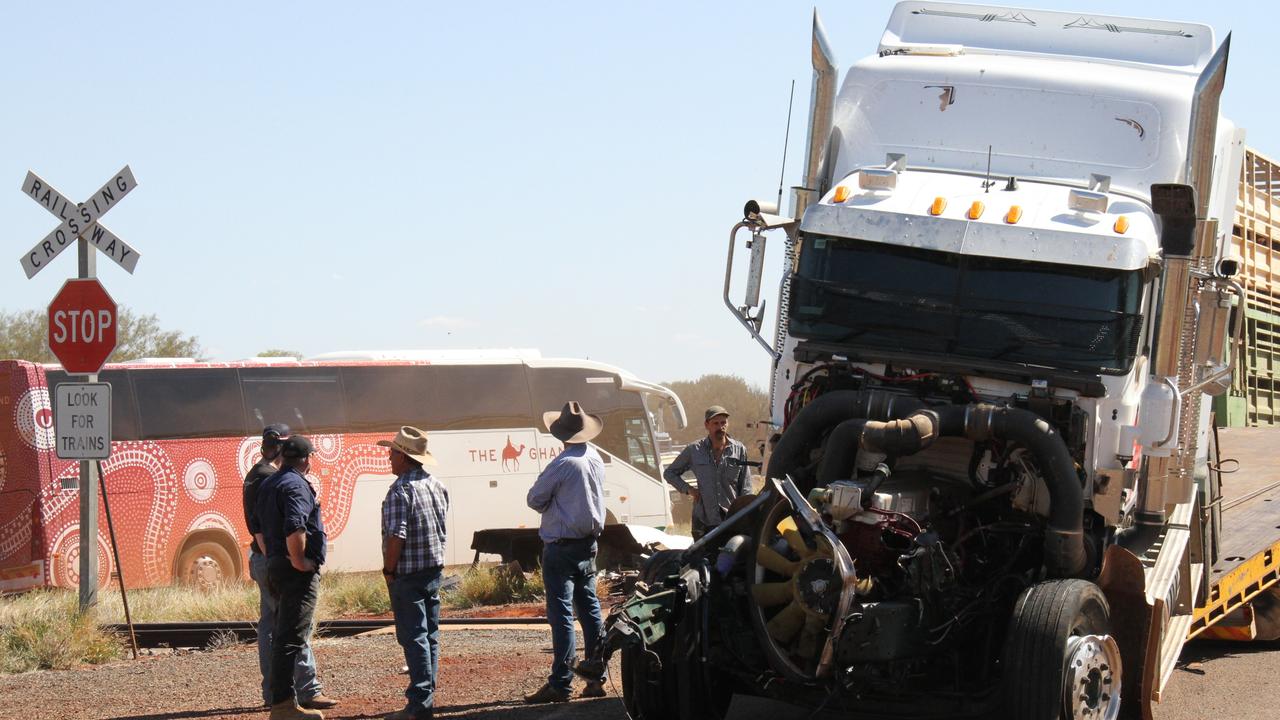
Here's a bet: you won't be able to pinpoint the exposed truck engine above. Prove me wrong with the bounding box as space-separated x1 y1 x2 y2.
596 3 1280 719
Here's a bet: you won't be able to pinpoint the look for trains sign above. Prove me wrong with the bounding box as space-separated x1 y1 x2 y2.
48 279 117 374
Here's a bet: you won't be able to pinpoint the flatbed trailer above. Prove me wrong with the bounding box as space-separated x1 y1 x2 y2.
1191 427 1280 640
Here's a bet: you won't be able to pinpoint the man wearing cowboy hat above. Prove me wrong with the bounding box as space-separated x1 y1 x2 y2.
663 405 750 539
524 402 608 704
379 426 449 720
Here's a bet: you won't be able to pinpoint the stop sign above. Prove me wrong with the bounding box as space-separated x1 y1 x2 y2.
47 279 117 374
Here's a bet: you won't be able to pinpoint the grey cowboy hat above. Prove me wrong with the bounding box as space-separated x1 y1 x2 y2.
543 401 603 444
377 425 438 466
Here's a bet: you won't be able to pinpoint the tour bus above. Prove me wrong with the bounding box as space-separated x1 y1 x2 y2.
0 350 686 592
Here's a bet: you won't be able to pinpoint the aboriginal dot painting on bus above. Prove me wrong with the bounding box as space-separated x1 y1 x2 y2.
0 356 682 591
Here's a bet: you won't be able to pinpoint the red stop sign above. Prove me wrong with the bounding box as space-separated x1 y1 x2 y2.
47 279 117 374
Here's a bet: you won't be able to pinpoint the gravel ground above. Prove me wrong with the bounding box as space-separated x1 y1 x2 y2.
0 627 625 720
3 625 1274 720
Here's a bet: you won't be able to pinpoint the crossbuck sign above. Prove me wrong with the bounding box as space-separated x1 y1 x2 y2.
18 166 141 278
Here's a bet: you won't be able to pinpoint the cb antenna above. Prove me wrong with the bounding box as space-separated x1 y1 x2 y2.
777 79 796 213
983 144 994 192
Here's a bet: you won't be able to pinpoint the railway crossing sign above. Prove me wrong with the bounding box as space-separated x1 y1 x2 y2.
18 167 141 278
54 383 112 460
48 279 118 374
17 165 141 612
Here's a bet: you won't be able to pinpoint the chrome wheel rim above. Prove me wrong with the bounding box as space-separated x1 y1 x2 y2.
187 555 224 591
1062 633 1122 720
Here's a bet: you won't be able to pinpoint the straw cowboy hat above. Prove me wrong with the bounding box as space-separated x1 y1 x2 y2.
377 425 438 466
543 401 603 444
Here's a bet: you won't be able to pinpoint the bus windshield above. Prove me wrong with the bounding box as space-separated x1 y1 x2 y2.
790 235 1144 375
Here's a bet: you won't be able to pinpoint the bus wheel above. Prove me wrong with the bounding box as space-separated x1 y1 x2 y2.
176 539 236 592
1003 579 1122 720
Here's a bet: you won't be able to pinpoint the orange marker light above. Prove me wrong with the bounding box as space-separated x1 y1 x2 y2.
1114 215 1130 234
1005 205 1023 224
968 201 985 220
930 197 947 215
833 186 851 203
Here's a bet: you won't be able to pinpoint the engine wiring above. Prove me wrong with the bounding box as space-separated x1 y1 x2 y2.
783 362 979 427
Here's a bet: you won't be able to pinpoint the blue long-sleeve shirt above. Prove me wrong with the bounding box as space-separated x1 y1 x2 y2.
662 436 749 527
256 466 327 566
526 444 606 543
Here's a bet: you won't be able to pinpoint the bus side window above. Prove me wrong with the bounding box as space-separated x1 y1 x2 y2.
432 365 535 430
241 368 347 435
133 369 246 440
342 366 435 432
46 369 141 441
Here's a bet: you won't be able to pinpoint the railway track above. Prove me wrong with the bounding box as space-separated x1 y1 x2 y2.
103 616 548 649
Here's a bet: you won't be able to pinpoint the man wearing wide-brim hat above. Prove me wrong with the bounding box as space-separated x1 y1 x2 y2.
523 402 608 704
378 426 449 720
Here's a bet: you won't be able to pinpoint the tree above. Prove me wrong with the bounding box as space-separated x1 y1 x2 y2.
257 349 303 359
0 307 204 363
660 374 771 451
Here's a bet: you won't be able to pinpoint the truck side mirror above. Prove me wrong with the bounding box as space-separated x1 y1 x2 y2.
1151 183 1197 258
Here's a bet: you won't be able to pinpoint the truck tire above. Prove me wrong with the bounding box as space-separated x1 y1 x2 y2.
620 549 688 718
621 638 678 719
1003 579 1122 720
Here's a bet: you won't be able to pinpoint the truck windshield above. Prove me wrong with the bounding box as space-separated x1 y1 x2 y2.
790 235 1143 375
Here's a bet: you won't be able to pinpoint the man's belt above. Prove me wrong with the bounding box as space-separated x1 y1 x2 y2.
550 536 597 545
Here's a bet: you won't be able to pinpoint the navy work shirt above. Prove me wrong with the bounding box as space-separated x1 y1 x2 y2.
242 460 276 555
256 466 327 566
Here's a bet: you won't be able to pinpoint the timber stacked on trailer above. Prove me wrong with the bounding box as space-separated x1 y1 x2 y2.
1220 148 1280 426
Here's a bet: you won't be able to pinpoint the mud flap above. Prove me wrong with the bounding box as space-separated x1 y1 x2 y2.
1097 544 1163 720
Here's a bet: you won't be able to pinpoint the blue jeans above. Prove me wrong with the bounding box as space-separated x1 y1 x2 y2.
390 566 443 715
542 539 604 692
250 551 321 705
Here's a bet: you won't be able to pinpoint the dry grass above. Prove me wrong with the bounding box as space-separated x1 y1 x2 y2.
0 590 123 674
0 567 553 674
318 571 391 616
443 565 544 610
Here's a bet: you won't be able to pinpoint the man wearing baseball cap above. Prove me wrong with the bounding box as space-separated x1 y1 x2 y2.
244 426 335 712
257 435 333 720
662 405 750 539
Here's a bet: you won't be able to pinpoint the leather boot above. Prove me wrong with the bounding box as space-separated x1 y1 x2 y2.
269 699 324 720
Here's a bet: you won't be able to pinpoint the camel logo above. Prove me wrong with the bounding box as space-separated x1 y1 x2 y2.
502 436 526 472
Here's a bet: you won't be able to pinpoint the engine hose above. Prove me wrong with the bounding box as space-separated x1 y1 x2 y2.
860 413 939 456
909 403 1086 577
955 404 1086 578
815 419 867 485
767 390 925 486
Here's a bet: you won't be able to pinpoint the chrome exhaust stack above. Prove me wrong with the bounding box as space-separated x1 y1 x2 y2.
1142 36 1234 520
792 10 839 220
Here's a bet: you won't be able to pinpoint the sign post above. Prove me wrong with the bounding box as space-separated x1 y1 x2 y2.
20 166 138 611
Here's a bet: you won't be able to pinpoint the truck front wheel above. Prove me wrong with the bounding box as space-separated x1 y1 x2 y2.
1003 579 1122 720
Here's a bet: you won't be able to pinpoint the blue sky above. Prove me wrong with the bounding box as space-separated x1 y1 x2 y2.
2 1 1274 389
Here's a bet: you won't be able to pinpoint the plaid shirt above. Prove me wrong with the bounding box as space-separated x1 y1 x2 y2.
381 467 449 573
